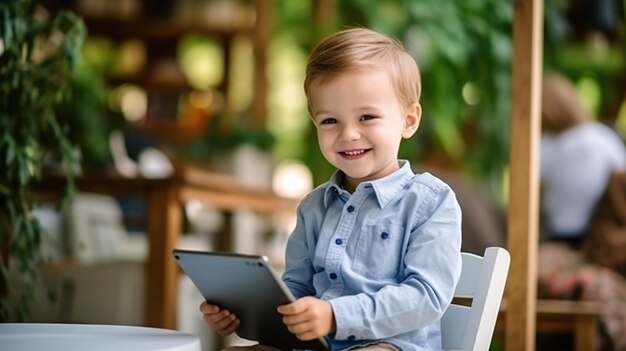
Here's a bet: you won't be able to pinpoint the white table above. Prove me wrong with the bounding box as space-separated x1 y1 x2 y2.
0 323 201 351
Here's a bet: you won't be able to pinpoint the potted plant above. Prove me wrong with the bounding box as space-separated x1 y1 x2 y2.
0 0 86 321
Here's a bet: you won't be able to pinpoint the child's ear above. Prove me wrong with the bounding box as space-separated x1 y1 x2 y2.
402 103 421 139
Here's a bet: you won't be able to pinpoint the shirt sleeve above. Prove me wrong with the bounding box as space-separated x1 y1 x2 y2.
282 199 318 299
329 187 463 340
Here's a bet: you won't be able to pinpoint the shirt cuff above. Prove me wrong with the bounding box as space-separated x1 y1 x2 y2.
329 295 364 340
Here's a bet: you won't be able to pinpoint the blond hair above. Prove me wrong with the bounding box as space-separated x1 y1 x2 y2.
304 28 421 111
542 73 590 133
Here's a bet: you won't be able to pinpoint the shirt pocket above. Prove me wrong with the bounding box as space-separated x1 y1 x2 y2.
352 222 406 279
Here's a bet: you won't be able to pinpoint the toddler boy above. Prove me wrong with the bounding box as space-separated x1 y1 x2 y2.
201 27 462 351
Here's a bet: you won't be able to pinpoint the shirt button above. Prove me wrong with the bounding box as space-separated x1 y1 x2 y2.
381 232 389 239
347 205 355 213
335 238 343 245
348 335 356 340
329 273 337 280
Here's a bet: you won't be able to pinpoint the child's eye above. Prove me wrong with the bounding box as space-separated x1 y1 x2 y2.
320 118 337 125
360 114 377 121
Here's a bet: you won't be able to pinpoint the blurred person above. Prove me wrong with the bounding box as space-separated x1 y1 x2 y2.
539 72 626 248
538 72 626 351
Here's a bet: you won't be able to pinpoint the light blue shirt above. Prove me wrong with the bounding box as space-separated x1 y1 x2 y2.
282 160 462 351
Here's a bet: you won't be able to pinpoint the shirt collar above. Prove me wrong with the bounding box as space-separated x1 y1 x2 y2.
323 160 414 209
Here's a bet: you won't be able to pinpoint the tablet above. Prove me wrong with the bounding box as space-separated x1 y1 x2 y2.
173 249 330 351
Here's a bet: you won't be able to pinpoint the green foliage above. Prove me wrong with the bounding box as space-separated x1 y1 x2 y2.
543 0 626 125
57 59 114 167
0 0 85 321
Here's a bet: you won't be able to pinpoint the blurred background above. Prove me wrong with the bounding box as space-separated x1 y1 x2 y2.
29 0 626 197
2 0 625 350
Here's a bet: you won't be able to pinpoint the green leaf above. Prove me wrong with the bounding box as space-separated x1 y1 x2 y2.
53 11 86 70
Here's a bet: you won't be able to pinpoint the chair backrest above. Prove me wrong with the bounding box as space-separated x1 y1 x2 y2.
441 247 510 351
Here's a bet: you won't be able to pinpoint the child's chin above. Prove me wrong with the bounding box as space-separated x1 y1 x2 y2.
342 170 371 181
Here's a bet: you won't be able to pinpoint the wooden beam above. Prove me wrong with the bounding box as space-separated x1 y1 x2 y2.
506 0 543 350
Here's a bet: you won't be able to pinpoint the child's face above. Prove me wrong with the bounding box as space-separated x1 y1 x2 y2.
309 69 420 191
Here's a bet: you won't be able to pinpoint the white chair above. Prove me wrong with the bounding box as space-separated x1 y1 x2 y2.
441 247 511 351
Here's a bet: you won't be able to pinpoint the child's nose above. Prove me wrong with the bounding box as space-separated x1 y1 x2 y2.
340 124 360 141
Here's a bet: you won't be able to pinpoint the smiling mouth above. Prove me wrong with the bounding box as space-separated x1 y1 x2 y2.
340 149 370 159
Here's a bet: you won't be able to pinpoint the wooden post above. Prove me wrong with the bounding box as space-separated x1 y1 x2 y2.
506 0 543 350
251 0 272 128
312 0 337 40
145 180 182 328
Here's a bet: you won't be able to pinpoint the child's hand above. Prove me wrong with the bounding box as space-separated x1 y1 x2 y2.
277 296 335 341
199 301 240 336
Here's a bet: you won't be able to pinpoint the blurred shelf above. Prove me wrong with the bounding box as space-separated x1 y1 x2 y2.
41 0 271 148
135 117 211 142
108 76 193 93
